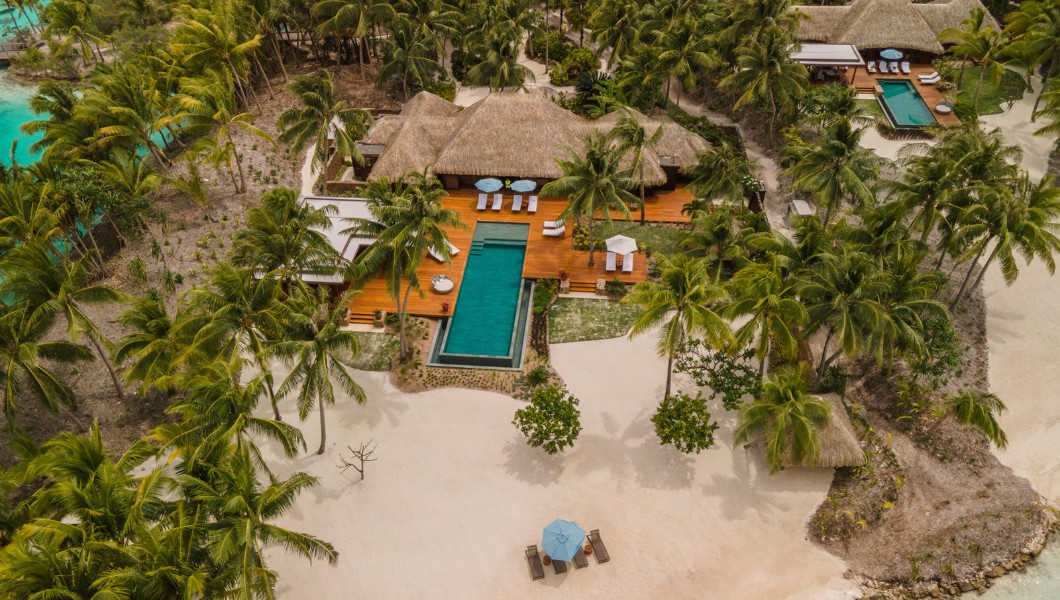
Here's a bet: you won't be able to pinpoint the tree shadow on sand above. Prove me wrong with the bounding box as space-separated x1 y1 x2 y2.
502 437 566 485
570 410 695 490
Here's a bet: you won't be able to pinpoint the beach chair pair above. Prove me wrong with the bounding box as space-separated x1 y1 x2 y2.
919 71 941 84
427 240 460 262
543 218 565 238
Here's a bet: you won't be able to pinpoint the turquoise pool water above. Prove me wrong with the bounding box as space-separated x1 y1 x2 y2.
0 68 43 166
442 225 529 357
878 79 937 128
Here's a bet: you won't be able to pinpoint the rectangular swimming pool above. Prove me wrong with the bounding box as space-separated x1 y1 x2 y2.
430 222 531 369
877 79 937 129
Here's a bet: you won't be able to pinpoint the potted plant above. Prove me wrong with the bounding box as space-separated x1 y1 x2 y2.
584 544 593 555
373 310 386 328
542 554 552 566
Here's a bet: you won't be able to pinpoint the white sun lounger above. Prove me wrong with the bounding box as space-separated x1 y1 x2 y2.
476 193 488 210
605 252 617 272
622 253 634 273
527 195 538 214
920 75 941 85
543 218 564 229
491 193 503 211
428 239 460 262
878 62 889 74
900 62 911 74
542 226 565 238
866 61 876 74
512 194 523 212
918 71 939 81
889 62 898 74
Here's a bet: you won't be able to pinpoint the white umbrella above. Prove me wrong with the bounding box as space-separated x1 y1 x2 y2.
605 235 638 255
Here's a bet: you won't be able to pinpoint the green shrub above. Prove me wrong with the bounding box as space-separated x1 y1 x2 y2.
604 278 627 298
533 282 556 315
652 392 720 454
419 79 456 102
512 385 582 454
562 47 597 80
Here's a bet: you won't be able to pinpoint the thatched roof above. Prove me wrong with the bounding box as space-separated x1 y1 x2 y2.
781 393 866 469
793 0 1000 54
360 90 709 184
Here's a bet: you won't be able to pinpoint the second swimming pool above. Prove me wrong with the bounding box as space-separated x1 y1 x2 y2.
878 79 937 129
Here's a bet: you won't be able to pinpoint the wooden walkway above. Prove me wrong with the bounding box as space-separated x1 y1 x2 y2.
840 63 961 126
349 187 695 319
0 42 28 65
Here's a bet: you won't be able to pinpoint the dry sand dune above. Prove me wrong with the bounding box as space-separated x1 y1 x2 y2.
259 333 859 599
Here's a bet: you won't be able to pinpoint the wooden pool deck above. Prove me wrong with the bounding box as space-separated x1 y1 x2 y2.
348 187 695 320
840 64 961 126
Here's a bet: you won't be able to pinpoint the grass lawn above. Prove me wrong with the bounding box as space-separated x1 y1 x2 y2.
349 332 400 371
548 297 644 344
857 99 884 117
594 221 686 255
952 66 1026 116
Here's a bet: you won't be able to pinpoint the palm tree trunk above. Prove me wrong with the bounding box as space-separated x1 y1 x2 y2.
359 37 368 80
229 133 248 193
84 226 110 277
270 35 290 82
252 53 276 99
759 332 770 379
814 327 835 389
1031 61 1055 122
639 184 646 224
87 333 124 401
587 217 596 266
399 282 415 359
951 242 990 308
664 350 674 398
317 396 327 455
972 67 986 116
969 244 1001 296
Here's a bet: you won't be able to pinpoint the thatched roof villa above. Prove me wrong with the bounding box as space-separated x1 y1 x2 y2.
355 90 709 189
780 394 866 469
792 0 1001 54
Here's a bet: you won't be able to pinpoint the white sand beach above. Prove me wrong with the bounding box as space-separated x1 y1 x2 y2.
260 332 859 599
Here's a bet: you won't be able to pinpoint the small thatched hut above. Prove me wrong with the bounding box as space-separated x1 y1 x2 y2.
355 89 709 188
793 0 1000 54
780 393 866 469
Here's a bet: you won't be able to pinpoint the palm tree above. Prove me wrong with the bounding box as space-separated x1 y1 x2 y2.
42 0 104 67
540 132 639 267
685 141 756 208
465 31 535 91
653 17 713 106
588 0 643 70
377 20 445 99
1 241 128 400
937 7 1007 116
277 69 373 181
113 295 185 397
172 70 275 194
1005 0 1060 120
0 308 92 428
608 109 663 224
313 0 396 78
933 389 1008 449
87 151 162 200
178 446 339 599
734 363 831 474
679 207 747 277
720 32 808 133
171 1 263 109
345 172 463 358
623 254 732 397
888 148 964 244
783 120 879 224
726 260 808 378
800 82 875 129
269 288 366 455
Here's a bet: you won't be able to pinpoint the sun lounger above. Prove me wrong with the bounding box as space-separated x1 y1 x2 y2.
492 193 503 211
526 546 545 581
552 559 567 574
588 529 610 563
542 225 565 238
920 75 941 85
428 240 460 262
890 62 899 73
866 61 876 74
605 251 617 272
900 61 911 74
878 61 888 74
512 194 523 212
477 193 488 210
543 218 564 229
918 71 939 81
527 195 538 213
573 551 588 569
622 252 634 273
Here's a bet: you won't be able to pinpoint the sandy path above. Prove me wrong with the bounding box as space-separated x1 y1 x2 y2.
259 332 858 599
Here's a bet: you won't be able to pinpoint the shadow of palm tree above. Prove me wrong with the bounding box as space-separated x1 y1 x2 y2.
502 437 567 486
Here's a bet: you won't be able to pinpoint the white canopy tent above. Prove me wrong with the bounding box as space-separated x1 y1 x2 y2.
789 43 867 83
303 196 375 285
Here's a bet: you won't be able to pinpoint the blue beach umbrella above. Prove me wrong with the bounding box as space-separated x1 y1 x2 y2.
541 519 586 562
880 49 903 60
510 179 537 192
475 178 503 192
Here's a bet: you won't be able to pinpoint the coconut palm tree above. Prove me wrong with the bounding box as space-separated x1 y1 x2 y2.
720 32 808 133
377 20 445 98
540 132 640 267
653 17 713 106
313 0 396 78
726 260 808 378
679 207 747 277
734 363 831 474
937 7 1007 116
0 307 92 428
277 69 373 180
588 0 643 70
934 389 1008 449
783 120 880 224
685 141 756 208
269 288 366 455
113 294 185 397
465 30 534 91
623 254 732 397
171 1 263 109
42 0 105 67
607 109 663 224
1005 0 1060 120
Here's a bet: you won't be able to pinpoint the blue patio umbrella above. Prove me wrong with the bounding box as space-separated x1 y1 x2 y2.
510 179 537 193
880 49 903 60
475 178 503 192
541 519 586 562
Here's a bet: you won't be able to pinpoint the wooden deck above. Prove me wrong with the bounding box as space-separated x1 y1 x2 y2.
840 63 961 126
349 187 695 318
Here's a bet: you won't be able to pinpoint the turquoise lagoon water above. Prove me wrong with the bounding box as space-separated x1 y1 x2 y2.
980 539 1060 599
0 68 43 166
442 224 529 357
878 79 937 128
